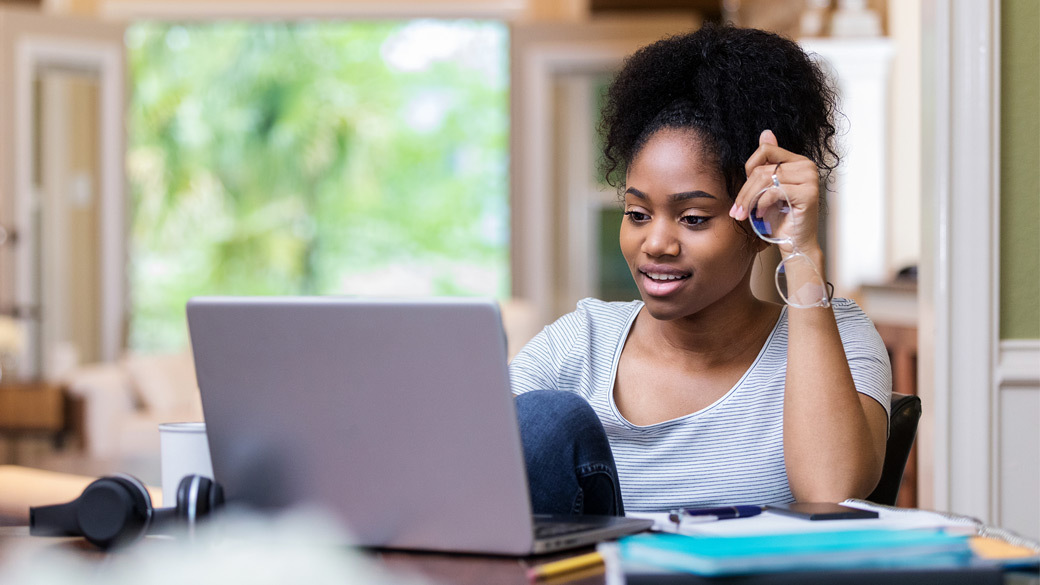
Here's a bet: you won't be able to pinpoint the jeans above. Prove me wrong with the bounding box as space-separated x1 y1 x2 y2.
515 390 624 516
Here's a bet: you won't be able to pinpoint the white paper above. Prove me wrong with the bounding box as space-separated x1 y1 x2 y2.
626 501 977 538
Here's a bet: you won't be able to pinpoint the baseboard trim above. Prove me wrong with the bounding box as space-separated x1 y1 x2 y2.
998 339 1040 387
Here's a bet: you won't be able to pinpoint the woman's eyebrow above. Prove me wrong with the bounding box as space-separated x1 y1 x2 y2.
625 187 717 202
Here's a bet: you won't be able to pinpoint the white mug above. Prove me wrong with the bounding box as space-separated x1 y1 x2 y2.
158 422 214 507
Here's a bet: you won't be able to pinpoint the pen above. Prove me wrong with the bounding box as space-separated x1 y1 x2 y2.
669 505 763 525
526 551 604 582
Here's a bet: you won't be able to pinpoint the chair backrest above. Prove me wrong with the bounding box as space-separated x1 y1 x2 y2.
866 392 922 506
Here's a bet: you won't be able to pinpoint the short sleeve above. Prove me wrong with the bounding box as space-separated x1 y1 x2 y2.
508 298 641 397
832 298 893 421
508 305 590 396
508 327 559 395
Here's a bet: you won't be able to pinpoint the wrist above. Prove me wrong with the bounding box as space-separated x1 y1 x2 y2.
777 246 831 308
799 246 825 276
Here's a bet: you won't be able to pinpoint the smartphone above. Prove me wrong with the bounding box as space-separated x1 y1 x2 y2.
765 502 879 521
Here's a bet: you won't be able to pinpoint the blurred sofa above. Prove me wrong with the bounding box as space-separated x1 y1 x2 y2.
63 351 203 462
59 298 544 465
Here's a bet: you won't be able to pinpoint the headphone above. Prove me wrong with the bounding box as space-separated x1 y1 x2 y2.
30 474 225 549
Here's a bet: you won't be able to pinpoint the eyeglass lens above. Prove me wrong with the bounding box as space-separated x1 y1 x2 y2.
749 186 791 244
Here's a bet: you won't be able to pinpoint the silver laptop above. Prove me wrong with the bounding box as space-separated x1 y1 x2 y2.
186 296 651 555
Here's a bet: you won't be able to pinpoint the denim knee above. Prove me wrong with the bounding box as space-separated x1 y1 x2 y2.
516 390 602 442
515 390 623 515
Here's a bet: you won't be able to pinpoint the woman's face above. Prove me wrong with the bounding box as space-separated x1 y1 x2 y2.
620 128 760 321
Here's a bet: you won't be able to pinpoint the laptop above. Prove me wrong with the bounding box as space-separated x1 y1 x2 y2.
186 296 652 555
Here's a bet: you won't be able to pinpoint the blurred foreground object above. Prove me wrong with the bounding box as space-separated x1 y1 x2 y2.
0 507 434 585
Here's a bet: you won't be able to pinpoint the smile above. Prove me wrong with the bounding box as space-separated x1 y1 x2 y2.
643 272 690 281
638 268 691 297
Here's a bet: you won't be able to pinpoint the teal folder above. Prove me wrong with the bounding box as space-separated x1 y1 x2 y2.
623 565 1005 584
618 529 973 576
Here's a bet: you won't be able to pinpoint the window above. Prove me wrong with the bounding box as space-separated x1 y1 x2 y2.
126 20 509 350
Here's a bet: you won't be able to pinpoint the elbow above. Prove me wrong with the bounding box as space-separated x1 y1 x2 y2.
791 453 884 503
849 452 887 501
792 486 860 504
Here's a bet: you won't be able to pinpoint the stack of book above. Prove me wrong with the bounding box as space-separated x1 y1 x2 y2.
613 529 1002 584
602 501 1038 584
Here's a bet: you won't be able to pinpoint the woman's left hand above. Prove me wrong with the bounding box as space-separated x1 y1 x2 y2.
730 129 822 255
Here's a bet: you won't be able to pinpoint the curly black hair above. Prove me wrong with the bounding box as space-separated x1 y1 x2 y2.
600 23 841 200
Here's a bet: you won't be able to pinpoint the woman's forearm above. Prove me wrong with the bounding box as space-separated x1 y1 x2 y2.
782 252 887 502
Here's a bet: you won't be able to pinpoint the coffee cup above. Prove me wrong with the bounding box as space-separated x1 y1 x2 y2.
158 422 213 506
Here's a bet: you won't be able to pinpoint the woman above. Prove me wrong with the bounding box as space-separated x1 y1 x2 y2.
509 24 891 515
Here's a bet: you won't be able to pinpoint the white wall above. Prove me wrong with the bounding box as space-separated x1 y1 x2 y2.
886 1 921 276
996 341 1040 540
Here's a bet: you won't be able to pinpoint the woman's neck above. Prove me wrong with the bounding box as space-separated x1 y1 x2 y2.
635 289 782 370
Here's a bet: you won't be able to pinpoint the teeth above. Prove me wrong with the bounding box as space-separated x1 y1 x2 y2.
646 273 687 281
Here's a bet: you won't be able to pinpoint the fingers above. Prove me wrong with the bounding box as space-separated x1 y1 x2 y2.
743 129 779 177
743 138 794 179
730 159 817 221
749 185 785 213
730 130 818 222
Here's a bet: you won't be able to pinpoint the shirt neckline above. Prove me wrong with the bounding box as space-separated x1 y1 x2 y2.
606 302 788 430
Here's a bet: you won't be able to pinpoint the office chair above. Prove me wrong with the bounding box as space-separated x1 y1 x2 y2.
866 392 922 506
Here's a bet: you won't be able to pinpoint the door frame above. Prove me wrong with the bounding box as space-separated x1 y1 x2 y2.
2 10 126 375
919 0 1002 520
510 17 700 324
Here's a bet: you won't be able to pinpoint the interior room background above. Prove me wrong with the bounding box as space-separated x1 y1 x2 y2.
0 0 1036 540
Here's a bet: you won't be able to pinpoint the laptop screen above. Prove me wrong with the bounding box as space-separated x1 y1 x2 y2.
188 297 537 554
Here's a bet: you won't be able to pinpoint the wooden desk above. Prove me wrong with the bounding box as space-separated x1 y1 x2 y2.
2 526 1035 585
0 382 64 431
0 381 67 464
377 547 604 585
0 526 606 585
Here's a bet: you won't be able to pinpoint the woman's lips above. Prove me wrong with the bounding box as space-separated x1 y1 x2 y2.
639 268 691 297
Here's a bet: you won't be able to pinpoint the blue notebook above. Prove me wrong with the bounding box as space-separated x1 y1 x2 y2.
617 529 973 576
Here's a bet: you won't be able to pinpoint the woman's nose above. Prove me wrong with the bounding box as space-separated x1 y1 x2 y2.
641 219 680 257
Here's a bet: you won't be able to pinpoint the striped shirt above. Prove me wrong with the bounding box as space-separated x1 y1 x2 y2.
509 298 892 513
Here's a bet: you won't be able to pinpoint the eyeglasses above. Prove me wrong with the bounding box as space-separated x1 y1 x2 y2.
748 172 832 309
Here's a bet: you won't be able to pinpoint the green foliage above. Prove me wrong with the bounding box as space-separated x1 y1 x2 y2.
126 21 510 350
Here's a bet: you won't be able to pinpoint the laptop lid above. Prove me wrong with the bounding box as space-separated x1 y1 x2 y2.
187 296 538 555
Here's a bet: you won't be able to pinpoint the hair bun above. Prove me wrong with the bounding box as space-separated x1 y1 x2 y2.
600 23 839 198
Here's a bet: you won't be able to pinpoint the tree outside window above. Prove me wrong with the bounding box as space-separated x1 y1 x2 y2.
127 21 509 351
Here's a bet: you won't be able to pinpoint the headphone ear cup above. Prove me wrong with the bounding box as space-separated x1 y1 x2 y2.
208 479 225 514
174 475 225 523
176 474 193 520
76 475 152 549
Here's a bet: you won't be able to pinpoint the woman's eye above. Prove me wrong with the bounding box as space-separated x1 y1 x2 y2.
680 215 709 226
623 210 649 222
